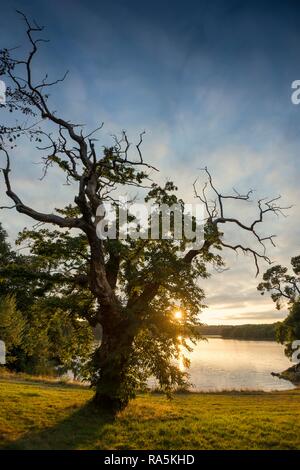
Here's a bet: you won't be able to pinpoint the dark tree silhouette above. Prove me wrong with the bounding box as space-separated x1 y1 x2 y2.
258 256 300 360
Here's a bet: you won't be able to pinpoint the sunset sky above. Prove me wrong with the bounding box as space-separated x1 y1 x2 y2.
1 0 300 324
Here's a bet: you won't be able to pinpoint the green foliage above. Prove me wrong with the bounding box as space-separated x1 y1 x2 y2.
0 224 11 264
277 301 300 359
0 226 58 311
22 301 94 377
0 294 95 376
258 256 300 359
258 257 300 309
0 222 95 376
0 295 26 365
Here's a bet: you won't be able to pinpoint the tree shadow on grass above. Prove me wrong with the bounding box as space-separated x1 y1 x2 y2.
3 401 116 450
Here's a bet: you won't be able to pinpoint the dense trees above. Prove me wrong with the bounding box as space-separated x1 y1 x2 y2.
221 324 277 340
0 13 286 412
199 324 277 340
0 295 25 366
0 223 94 375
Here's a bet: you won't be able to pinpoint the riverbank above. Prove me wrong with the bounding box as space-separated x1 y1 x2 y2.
272 364 300 385
1 378 300 450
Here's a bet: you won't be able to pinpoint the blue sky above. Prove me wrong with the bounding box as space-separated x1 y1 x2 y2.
1 0 300 324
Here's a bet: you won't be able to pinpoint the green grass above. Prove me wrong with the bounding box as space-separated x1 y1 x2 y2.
0 378 300 450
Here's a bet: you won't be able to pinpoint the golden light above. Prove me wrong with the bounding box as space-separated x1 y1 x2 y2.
174 310 182 320
178 355 185 372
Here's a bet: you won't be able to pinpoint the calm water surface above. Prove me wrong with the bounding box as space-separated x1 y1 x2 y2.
180 338 295 392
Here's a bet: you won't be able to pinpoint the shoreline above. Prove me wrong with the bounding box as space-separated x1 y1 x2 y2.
271 364 300 386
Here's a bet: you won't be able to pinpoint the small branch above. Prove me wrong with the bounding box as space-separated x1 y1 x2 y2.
219 240 271 277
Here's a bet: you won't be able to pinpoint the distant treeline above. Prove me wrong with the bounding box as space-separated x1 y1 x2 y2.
198 323 279 341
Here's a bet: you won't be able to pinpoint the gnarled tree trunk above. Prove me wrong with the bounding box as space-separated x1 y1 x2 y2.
92 315 135 413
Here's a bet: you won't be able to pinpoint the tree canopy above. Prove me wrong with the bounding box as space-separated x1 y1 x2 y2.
258 256 300 359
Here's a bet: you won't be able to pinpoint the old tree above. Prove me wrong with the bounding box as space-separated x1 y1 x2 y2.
0 13 288 412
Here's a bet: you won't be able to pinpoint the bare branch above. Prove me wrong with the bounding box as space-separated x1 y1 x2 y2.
219 240 271 277
136 131 145 163
0 145 84 229
186 168 289 274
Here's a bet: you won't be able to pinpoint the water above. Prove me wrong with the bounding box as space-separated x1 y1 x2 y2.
180 337 295 392
70 337 296 392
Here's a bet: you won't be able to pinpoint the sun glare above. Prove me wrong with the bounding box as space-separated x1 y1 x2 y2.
174 310 182 320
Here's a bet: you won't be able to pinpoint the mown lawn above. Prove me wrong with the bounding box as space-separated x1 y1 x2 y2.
0 379 300 450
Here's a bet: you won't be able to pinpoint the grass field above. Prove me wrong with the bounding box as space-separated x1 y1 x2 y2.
0 378 300 450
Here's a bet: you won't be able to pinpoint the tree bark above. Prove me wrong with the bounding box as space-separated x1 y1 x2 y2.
92 318 135 413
